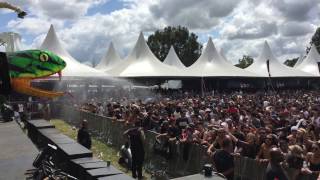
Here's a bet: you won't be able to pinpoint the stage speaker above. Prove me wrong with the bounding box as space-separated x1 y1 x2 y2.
0 52 11 95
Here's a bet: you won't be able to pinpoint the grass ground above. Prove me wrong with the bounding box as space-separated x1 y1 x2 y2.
50 119 151 179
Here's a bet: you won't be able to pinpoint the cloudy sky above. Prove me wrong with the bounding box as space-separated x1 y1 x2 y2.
0 0 319 65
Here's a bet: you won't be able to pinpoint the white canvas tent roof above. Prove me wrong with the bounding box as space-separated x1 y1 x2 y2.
219 48 231 64
106 32 184 77
293 55 303 68
40 25 107 77
296 45 320 76
246 41 313 77
83 61 93 67
95 42 122 71
0 32 22 52
163 46 185 68
185 38 260 77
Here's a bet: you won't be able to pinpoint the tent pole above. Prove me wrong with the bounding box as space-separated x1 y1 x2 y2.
201 77 206 97
201 77 203 97
266 59 275 92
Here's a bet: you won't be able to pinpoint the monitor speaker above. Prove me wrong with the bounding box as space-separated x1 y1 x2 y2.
0 52 11 95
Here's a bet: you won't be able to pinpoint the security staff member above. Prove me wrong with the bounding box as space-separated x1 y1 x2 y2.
124 121 145 179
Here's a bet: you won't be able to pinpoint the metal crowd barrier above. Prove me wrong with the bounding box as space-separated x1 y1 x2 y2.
56 105 318 179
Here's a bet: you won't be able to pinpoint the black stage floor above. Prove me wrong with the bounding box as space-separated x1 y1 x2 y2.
0 121 38 180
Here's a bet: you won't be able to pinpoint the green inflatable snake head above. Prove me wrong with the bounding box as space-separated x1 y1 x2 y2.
6 49 66 79
1 49 67 98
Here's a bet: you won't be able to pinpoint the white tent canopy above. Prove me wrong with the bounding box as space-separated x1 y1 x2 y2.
219 48 231 64
106 32 184 77
83 61 94 67
163 46 185 68
36 27 319 79
185 38 260 77
95 42 122 71
293 55 303 68
296 45 320 76
246 41 313 77
40 25 107 77
0 32 22 52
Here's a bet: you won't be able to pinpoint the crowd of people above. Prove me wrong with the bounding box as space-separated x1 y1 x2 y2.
78 89 320 180
0 95 52 124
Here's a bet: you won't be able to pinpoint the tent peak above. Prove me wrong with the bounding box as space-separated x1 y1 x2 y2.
106 32 184 77
109 41 115 48
200 38 218 63
138 31 145 41
207 37 215 47
309 44 319 56
163 45 185 68
293 54 304 67
205 38 216 52
40 25 107 77
295 44 320 76
257 40 277 62
40 24 77 63
126 31 156 60
245 40 313 77
95 41 122 70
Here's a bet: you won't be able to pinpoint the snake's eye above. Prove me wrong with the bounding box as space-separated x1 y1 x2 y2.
40 53 49 62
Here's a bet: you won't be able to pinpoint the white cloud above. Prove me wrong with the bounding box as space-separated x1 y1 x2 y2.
228 21 277 40
150 0 239 30
31 0 108 19
271 0 319 21
7 18 64 35
280 22 314 37
213 0 319 63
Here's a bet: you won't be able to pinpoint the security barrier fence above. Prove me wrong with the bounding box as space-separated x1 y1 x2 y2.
55 105 318 180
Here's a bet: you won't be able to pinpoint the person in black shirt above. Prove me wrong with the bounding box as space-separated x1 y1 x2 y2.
168 121 179 139
77 120 92 149
264 147 288 180
213 136 234 180
236 132 259 159
124 121 145 179
175 112 189 134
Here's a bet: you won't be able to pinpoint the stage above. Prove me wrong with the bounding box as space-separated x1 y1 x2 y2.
0 121 38 180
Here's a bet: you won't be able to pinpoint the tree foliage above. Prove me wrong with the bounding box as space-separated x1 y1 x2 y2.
284 57 299 67
235 55 254 69
147 26 202 67
306 27 320 54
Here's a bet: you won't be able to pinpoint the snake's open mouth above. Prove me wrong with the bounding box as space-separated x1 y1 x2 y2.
11 71 64 98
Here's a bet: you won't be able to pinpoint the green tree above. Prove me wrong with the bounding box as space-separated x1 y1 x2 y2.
235 55 253 69
306 27 320 54
147 26 202 67
284 57 299 67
